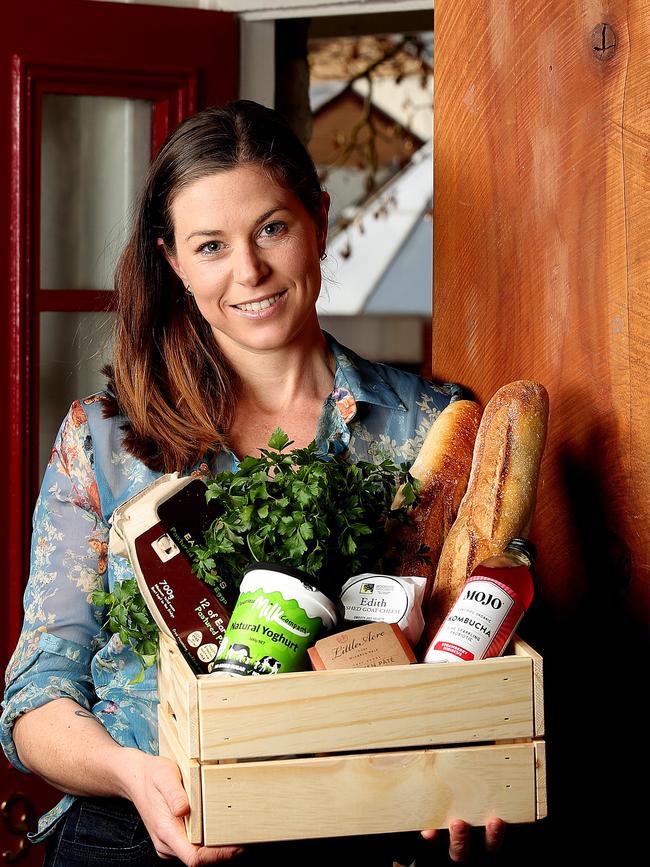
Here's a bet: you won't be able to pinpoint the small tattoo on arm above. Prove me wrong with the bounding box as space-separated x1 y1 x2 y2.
75 710 100 722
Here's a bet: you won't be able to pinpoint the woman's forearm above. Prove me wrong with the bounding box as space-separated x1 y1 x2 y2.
13 697 243 864
12 697 145 799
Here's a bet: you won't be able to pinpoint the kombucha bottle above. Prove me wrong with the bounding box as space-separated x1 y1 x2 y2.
423 538 535 663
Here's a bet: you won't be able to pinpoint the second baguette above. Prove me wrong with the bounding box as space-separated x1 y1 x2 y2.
419 380 549 648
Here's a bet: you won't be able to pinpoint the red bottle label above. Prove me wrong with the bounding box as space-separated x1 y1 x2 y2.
425 576 525 663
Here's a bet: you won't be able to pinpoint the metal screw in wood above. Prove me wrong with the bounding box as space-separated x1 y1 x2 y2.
591 23 617 60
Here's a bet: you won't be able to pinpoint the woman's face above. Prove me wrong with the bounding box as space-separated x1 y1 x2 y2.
163 164 329 360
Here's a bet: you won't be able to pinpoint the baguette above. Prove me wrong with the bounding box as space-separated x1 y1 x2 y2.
391 398 482 609
419 380 549 650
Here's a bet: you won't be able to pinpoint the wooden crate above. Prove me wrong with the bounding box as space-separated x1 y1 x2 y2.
157 632 546 846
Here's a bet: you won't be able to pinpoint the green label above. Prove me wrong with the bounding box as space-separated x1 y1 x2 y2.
211 589 323 676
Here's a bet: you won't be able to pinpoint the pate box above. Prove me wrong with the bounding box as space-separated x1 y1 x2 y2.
308 621 416 670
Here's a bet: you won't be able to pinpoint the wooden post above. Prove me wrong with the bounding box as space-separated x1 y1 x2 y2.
433 0 649 626
432 2 648 859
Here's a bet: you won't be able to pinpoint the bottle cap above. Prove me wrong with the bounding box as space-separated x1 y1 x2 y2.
505 537 537 565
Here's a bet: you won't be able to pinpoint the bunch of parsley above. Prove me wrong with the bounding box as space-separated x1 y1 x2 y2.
192 428 418 599
93 428 418 673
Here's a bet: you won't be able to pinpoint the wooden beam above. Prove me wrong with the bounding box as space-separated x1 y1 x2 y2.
432 0 649 627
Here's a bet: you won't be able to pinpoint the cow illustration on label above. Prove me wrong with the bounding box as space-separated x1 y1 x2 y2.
225 643 250 663
254 655 282 675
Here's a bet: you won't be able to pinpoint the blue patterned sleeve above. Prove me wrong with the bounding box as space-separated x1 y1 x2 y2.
1 402 108 773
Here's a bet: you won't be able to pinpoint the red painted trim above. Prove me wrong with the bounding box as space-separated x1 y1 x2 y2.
29 70 42 521
8 56 30 645
152 99 170 156
38 290 117 313
28 63 198 101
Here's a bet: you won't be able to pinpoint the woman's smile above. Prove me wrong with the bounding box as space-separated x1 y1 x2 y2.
232 288 288 315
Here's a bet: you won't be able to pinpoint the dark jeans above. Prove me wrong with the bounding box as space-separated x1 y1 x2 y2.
42 797 175 866
42 795 410 866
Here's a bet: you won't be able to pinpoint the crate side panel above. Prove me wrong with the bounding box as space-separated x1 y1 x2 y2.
197 656 533 760
511 635 545 736
158 633 200 759
534 739 547 819
158 706 203 844
201 742 537 845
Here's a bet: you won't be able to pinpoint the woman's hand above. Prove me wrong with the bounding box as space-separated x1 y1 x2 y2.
121 750 244 865
420 818 506 862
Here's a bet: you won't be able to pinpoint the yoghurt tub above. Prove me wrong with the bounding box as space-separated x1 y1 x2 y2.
211 563 338 676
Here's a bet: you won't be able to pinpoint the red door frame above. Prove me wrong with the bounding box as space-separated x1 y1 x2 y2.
10 57 198 642
1 1 236 859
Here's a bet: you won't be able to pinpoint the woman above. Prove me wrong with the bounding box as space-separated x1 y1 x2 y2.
1 101 504 865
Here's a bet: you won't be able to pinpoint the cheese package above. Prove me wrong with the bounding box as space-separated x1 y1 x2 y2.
339 573 426 645
308 622 416 671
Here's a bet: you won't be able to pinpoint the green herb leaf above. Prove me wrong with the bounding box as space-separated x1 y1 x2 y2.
267 428 291 451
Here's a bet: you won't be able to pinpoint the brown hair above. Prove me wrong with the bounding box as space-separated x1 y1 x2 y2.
104 101 324 472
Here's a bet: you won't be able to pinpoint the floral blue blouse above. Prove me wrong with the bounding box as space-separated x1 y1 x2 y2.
1 333 453 841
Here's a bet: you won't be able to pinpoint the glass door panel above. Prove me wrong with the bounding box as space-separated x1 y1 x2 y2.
40 95 151 290
39 95 150 480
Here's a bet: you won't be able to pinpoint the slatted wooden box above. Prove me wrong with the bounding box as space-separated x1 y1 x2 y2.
157 632 546 846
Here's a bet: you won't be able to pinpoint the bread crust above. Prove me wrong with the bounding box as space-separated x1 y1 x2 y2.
419 380 549 649
392 399 481 608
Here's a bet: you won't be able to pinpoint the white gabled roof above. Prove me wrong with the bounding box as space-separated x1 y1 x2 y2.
317 138 432 315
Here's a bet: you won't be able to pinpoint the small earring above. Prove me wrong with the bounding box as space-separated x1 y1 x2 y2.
185 284 192 295
320 252 327 261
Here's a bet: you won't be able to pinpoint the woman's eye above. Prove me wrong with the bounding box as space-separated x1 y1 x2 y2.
259 221 286 239
197 240 223 255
